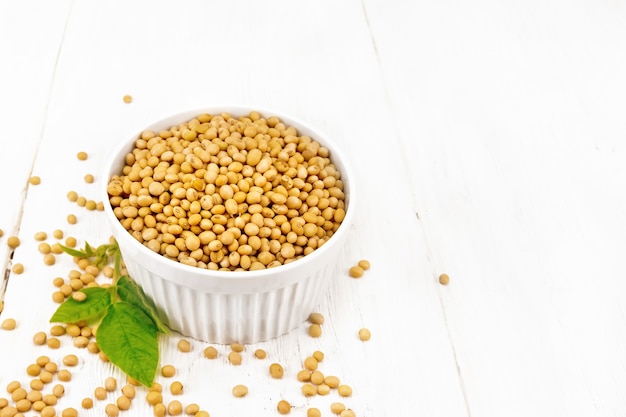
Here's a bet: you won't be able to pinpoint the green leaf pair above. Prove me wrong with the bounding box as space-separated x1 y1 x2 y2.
58 241 120 271
51 241 169 387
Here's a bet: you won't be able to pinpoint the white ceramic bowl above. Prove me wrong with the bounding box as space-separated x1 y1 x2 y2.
102 107 355 344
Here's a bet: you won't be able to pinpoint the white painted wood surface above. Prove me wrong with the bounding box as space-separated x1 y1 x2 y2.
1 1 626 416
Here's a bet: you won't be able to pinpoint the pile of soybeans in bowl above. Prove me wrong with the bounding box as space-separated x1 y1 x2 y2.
105 110 347 272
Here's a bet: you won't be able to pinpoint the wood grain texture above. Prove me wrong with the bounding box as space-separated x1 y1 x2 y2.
0 1 467 416
2 1 626 416
365 0 626 415
0 0 73 291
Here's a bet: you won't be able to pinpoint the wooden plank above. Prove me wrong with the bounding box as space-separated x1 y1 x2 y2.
0 0 73 305
0 1 466 416
365 0 626 415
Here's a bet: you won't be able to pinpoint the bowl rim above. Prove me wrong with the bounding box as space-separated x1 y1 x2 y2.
102 105 356 283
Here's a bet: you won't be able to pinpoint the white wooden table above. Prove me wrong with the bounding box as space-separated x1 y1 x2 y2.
2 1 626 416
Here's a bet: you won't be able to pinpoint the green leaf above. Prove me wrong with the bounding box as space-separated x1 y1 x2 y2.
117 276 169 334
84 241 95 256
97 302 159 386
50 287 113 323
58 243 88 258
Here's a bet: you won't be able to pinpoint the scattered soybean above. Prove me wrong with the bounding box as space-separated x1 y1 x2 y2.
358 328 371 341
232 384 248 397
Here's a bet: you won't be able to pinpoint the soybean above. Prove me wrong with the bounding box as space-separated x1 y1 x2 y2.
1 318 16 330
116 395 131 411
357 259 371 270
154 403 166 417
43 253 56 266
81 398 93 409
105 403 120 417
232 384 248 397
308 312 324 325
47 338 61 349
161 364 176 377
33 332 47 345
7 236 20 249
170 381 183 395
277 400 291 414
297 370 312 382
168 400 183 415
338 384 353 397
307 408 322 417
26 363 41 376
349 265 364 278
177 339 191 353
63 354 79 366
269 363 284 379
145 391 162 406
52 384 65 397
54 368 69 381
309 323 322 338
121 384 136 398
358 327 371 341
228 351 242 365
301 383 317 397
310 371 324 385
230 342 244 352
304 356 318 371
62 408 78 417
185 404 200 415
324 375 340 388
317 383 331 395
203 346 218 359
105 377 117 391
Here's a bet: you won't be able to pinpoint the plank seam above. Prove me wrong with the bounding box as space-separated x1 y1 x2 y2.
0 0 75 310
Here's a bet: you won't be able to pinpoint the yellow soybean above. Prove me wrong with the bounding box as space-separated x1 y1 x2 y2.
269 363 284 379
349 265 364 278
228 351 242 365
177 339 191 352
338 385 353 397
1 318 17 330
308 312 324 325
203 346 218 359
307 408 322 417
277 400 291 414
358 327 371 341
170 381 183 395
309 324 322 338
161 365 176 377
232 384 248 397
7 236 20 249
